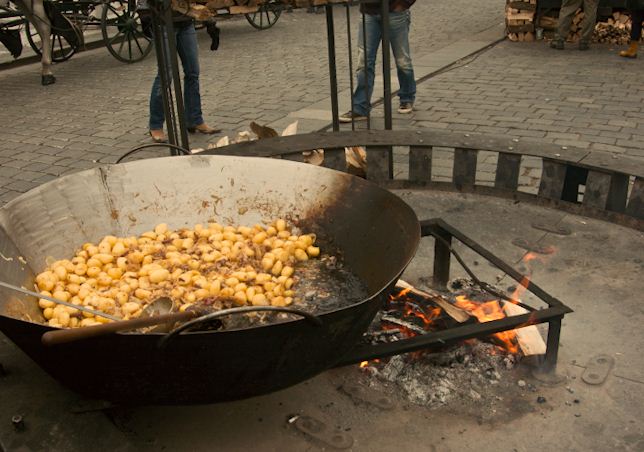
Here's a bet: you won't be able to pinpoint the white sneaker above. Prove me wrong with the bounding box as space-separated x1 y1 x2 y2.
339 111 368 123
398 102 413 114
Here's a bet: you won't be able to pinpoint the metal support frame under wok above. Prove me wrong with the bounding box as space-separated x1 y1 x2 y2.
148 0 190 152
335 218 573 377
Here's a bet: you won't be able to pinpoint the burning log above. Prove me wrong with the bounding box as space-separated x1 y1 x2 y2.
380 314 427 335
502 301 546 356
396 279 471 323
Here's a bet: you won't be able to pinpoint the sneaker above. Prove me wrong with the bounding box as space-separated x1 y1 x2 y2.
398 102 413 114
550 39 564 50
339 111 368 123
578 41 590 51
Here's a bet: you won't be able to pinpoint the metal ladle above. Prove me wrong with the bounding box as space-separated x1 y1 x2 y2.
0 280 120 321
40 297 200 346
0 280 195 346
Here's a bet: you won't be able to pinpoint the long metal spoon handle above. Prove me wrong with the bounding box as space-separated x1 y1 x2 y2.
0 280 120 321
158 306 322 349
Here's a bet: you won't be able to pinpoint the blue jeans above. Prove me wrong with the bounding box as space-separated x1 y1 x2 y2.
149 22 204 130
352 10 416 116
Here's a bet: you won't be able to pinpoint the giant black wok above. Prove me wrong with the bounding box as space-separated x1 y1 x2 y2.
0 155 419 404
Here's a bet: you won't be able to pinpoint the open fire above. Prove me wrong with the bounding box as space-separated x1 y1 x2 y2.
360 251 553 368
331 220 571 411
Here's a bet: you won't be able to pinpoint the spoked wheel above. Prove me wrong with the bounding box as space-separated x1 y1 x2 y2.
101 0 152 63
25 18 78 62
245 0 282 30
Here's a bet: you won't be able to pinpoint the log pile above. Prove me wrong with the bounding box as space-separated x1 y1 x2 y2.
594 11 632 45
539 10 639 45
506 0 537 42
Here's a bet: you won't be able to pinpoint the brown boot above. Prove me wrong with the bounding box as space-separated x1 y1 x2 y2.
188 123 221 134
619 41 638 58
149 129 167 143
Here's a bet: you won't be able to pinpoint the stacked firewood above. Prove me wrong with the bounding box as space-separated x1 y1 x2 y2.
594 11 632 45
172 0 353 19
506 0 537 42
539 10 636 45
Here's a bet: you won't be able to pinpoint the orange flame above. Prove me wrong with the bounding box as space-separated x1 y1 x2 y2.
389 288 411 300
454 295 519 354
358 359 380 369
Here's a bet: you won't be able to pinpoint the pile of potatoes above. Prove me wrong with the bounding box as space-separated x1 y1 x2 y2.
35 220 320 328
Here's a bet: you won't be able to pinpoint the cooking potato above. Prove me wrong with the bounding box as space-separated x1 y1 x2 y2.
35 219 322 328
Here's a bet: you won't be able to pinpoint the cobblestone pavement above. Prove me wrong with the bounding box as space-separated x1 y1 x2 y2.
0 1 502 205
411 40 644 159
1 2 643 207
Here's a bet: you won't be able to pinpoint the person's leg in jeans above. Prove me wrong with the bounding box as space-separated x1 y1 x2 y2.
175 23 204 128
351 13 382 116
552 0 582 46
388 10 415 109
578 0 599 47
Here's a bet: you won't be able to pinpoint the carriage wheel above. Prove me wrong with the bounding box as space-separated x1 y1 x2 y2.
25 20 77 62
245 0 282 30
101 0 152 63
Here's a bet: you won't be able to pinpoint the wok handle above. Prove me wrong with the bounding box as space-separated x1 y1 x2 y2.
158 306 322 348
41 311 196 346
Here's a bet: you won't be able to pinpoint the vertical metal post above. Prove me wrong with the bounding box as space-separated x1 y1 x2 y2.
542 317 562 374
432 228 452 289
150 0 189 154
380 0 393 178
346 3 355 131
380 0 392 131
362 11 370 130
325 4 340 132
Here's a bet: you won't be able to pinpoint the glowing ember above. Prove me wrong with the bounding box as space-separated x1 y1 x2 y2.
359 361 369 368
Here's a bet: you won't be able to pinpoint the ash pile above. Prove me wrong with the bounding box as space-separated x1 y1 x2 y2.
361 343 523 412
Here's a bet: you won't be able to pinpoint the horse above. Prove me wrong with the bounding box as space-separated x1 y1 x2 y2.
12 0 56 85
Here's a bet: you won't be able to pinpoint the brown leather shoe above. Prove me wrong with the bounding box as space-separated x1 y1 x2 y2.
188 123 221 134
619 41 638 58
149 129 167 143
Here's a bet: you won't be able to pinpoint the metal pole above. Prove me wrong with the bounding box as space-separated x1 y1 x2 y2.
362 10 370 130
325 4 340 132
151 0 190 153
152 10 176 146
380 0 392 131
166 19 190 150
346 3 355 131
432 226 452 289
542 317 562 374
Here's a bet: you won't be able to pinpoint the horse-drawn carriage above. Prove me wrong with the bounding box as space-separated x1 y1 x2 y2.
0 0 284 83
